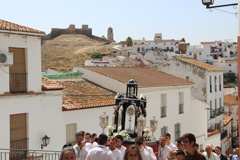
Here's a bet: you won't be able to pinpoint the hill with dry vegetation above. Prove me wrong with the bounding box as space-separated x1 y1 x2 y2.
41 34 114 72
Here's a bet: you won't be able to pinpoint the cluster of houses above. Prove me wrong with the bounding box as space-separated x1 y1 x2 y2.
85 34 238 77
0 19 238 159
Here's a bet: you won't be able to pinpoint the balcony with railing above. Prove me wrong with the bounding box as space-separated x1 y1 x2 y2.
0 148 61 160
220 107 224 113
210 109 216 118
10 138 28 151
216 108 220 116
9 73 27 93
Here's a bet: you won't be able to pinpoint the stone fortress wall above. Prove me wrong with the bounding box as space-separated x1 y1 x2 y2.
43 24 110 43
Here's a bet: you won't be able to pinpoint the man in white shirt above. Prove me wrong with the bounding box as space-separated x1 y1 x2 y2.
73 131 88 160
85 132 94 151
158 136 171 160
115 135 126 158
232 148 240 160
143 137 157 160
107 137 122 160
86 134 114 160
135 136 150 160
165 133 177 151
203 144 220 160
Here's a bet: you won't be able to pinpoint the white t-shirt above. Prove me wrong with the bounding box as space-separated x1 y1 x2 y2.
73 144 88 160
140 147 150 160
145 146 157 160
107 147 122 160
158 145 171 160
168 143 178 151
118 145 126 158
86 145 114 160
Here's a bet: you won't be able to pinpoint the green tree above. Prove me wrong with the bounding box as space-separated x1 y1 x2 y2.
90 52 101 59
126 37 133 47
224 72 236 84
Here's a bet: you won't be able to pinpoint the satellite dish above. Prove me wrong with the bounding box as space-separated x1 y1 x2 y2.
0 53 7 63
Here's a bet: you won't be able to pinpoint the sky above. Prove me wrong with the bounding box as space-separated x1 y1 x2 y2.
0 0 238 45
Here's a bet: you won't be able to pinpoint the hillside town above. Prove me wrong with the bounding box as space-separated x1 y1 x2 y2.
0 12 239 160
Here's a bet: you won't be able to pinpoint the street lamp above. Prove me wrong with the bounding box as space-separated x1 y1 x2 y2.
41 135 50 149
202 0 214 7
202 0 237 8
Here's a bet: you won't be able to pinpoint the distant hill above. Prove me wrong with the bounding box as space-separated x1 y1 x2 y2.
41 34 114 72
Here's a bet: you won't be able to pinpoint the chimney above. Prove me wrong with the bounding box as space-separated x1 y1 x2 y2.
194 53 197 60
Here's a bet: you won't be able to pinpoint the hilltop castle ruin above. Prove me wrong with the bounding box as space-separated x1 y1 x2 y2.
43 24 112 42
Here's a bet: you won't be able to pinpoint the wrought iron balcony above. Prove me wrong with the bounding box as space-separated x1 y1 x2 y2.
220 107 225 113
9 73 27 93
216 108 220 116
10 138 28 150
210 109 216 118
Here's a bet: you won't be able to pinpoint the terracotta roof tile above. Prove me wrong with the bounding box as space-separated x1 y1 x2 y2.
175 57 224 71
224 115 232 125
41 76 64 90
82 66 194 88
224 94 238 105
58 80 116 111
0 19 45 34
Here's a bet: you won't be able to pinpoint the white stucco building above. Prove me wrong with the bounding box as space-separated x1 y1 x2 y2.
186 45 213 63
224 94 238 138
157 57 224 135
0 19 116 155
74 66 221 148
213 57 238 74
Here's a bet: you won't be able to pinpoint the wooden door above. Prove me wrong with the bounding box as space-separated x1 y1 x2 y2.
10 113 28 159
9 48 26 93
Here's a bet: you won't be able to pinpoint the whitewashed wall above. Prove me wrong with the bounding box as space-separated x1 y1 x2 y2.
139 86 192 141
0 90 115 151
0 33 42 94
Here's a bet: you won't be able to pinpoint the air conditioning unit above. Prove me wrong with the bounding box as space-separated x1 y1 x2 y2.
0 51 13 66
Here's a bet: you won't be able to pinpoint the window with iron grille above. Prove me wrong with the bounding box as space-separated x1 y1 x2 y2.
214 76 217 92
219 75 221 91
161 94 167 118
161 126 168 137
66 123 77 145
175 123 181 140
179 92 184 114
210 76 212 93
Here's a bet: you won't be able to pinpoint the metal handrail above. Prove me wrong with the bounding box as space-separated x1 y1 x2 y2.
0 148 61 160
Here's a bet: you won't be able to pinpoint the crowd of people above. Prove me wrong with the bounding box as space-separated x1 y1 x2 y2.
59 131 238 160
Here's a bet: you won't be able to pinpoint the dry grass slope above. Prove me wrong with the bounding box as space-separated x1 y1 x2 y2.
41 34 114 72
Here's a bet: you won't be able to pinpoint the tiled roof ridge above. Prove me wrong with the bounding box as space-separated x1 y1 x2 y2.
175 57 224 71
82 66 194 87
62 99 115 110
0 19 45 34
224 115 233 126
42 76 64 90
